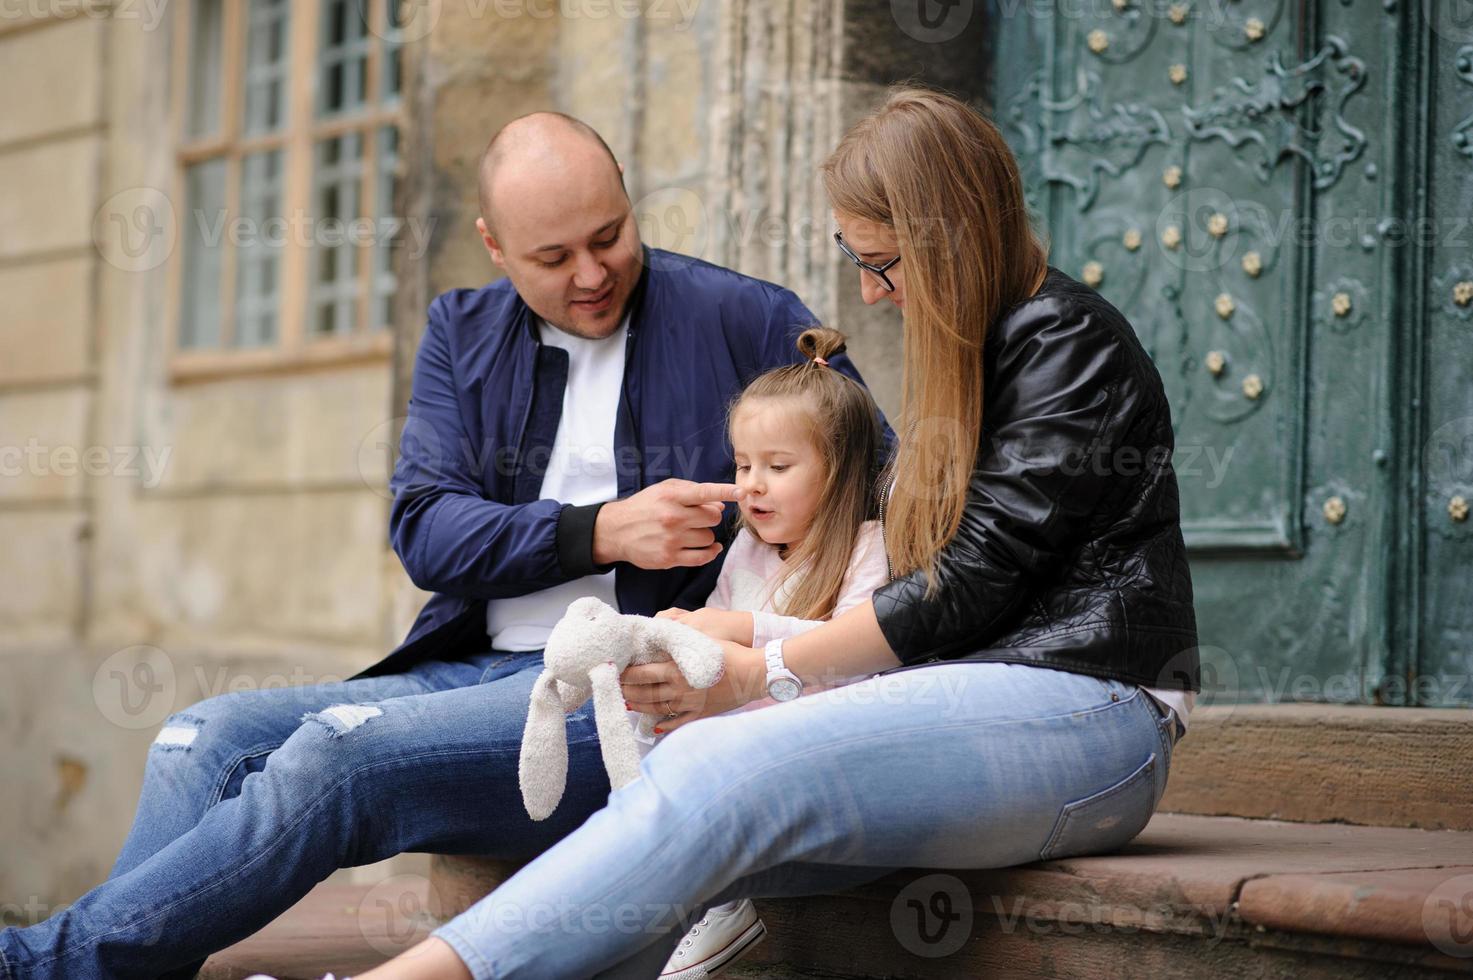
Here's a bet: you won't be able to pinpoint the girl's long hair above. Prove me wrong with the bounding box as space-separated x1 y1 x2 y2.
731 326 885 621
820 86 1048 592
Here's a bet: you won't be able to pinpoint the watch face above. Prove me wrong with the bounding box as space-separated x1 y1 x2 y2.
769 678 801 702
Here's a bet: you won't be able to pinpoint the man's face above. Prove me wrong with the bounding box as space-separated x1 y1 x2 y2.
478 165 644 339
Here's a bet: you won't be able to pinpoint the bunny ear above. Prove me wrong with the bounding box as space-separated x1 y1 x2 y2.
588 662 643 791
519 670 570 821
638 616 726 689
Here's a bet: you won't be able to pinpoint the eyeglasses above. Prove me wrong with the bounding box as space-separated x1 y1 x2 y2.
833 231 900 292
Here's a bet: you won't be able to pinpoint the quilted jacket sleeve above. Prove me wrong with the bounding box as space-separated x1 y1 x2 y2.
871 295 1159 664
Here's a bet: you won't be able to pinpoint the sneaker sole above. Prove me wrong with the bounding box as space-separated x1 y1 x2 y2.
659 918 768 980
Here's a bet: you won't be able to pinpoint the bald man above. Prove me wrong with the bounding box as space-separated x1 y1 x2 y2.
0 112 887 980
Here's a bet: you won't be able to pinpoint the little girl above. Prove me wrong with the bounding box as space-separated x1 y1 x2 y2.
635 325 892 980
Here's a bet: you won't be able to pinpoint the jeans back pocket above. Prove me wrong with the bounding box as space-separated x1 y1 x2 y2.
1038 752 1157 861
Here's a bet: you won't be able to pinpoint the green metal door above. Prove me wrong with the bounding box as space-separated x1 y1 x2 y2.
990 0 1472 705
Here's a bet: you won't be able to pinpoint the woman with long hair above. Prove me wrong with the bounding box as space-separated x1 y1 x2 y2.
350 86 1201 980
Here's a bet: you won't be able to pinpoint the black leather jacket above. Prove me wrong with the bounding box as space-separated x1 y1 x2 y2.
872 269 1200 692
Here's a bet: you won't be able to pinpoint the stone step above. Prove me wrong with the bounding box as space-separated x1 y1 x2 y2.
201 880 434 980
1158 705 1473 831
204 814 1473 978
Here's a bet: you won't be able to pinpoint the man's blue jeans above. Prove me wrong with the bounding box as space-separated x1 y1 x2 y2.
433 661 1183 979
0 648 609 980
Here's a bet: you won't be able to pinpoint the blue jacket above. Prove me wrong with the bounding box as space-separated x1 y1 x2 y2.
355 248 883 678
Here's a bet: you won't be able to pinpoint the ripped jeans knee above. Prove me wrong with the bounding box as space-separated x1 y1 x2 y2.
301 703 385 738
150 711 207 753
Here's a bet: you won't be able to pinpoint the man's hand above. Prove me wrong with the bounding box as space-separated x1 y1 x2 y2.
654 607 755 646
619 640 766 733
593 480 744 569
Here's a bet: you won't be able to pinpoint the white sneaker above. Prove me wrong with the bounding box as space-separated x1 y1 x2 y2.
659 899 766 979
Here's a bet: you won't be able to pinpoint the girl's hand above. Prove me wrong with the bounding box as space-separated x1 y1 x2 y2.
658 607 754 645
619 640 766 734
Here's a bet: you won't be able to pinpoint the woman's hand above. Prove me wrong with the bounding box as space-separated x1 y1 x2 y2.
620 640 766 733
654 607 755 646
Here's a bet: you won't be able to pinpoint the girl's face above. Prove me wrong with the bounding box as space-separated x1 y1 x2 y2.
833 211 906 312
731 398 827 551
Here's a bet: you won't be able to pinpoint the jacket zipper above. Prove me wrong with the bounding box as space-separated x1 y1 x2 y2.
879 479 894 581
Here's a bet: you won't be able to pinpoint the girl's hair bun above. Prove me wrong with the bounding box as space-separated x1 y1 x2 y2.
796 326 848 364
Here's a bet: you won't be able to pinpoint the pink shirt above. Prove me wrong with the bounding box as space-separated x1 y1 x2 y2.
709 521 890 712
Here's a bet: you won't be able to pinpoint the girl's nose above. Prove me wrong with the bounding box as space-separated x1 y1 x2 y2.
859 270 885 306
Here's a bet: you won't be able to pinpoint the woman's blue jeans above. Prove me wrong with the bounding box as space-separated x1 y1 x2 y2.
0 648 614 980
434 661 1182 979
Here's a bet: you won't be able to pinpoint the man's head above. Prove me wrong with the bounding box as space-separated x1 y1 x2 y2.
476 112 644 339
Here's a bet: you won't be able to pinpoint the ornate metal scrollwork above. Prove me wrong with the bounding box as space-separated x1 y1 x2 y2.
1183 36 1369 190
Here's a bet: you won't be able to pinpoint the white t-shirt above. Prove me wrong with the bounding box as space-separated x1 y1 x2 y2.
484 314 629 651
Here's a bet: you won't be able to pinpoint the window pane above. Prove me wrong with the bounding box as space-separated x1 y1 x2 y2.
185 0 224 139
180 158 228 349
373 125 401 331
241 0 291 136
381 0 403 104
310 132 363 337
317 0 371 118
234 150 284 347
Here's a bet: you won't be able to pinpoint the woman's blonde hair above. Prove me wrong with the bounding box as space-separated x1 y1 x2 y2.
820 86 1048 591
730 326 885 621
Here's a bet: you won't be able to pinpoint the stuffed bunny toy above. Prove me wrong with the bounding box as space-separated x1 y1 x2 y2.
519 596 726 821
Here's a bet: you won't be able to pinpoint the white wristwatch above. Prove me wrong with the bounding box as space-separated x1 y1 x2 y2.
764 638 803 702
